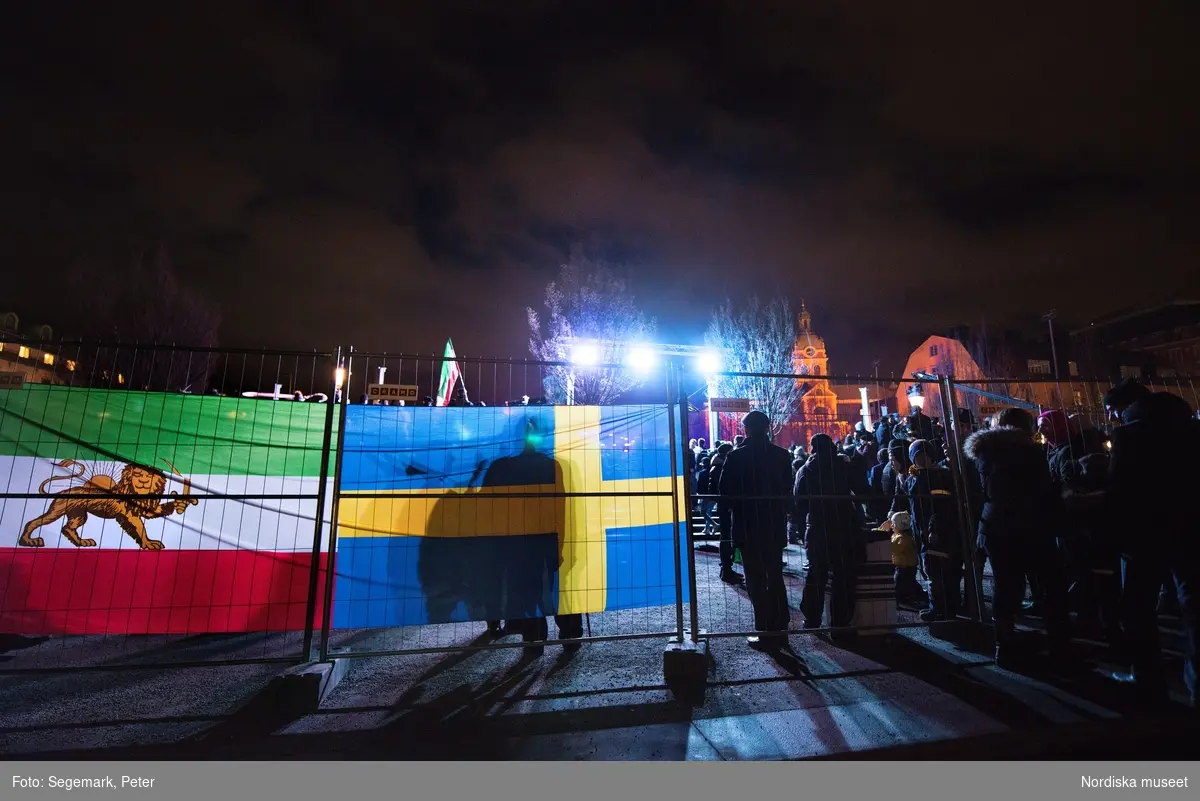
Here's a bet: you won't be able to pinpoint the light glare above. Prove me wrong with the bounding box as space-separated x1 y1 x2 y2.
627 345 656 373
570 342 599 366
697 350 721 375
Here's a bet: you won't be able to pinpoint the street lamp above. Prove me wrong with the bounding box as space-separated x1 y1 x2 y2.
907 384 925 411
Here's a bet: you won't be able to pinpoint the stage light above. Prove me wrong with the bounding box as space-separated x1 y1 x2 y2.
335 367 346 389
570 342 599 366
696 350 722 375
626 345 656 373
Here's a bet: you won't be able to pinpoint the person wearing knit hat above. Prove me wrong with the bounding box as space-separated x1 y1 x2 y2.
718 409 793 651
1037 410 1070 449
902 438 964 621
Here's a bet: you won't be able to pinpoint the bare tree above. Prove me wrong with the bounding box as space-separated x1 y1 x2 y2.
704 295 802 438
63 244 221 392
527 247 657 405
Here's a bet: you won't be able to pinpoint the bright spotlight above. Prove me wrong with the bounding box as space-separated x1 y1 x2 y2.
696 350 722 375
626 345 656 373
570 342 599 366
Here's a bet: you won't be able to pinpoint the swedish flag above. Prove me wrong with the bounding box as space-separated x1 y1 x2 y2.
331 405 688 628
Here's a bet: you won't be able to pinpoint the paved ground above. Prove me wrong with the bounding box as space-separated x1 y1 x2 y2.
2 543 1198 760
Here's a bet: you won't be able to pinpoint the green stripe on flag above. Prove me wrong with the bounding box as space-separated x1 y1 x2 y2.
0 386 337 477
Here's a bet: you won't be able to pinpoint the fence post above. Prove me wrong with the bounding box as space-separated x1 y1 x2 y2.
319 347 353 662
677 361 702 645
302 346 340 660
664 360 687 645
939 376 987 623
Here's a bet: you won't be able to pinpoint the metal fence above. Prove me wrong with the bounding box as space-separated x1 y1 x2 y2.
2 342 1196 675
0 343 338 673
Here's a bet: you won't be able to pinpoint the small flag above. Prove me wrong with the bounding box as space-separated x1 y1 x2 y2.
436 338 464 406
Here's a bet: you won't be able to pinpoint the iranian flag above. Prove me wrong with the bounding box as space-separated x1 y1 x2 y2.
435 338 465 406
0 386 333 635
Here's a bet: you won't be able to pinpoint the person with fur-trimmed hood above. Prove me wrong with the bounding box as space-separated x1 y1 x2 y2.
963 407 1074 671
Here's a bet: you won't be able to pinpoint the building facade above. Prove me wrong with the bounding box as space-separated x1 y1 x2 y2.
0 312 76 385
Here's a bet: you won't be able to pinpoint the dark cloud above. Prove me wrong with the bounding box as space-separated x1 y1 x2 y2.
4 1 1200 375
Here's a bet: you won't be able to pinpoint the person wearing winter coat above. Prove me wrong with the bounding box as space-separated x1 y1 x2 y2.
794 433 871 630
904 439 964 621
788 457 807 546
875 418 894 453
1039 410 1107 489
963 407 1073 671
1039 408 1109 626
718 412 792 649
707 443 743 586
886 510 926 606
908 410 936 441
1104 379 1200 706
866 448 890 525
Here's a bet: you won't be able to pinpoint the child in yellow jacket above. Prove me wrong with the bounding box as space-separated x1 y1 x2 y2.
887 511 926 606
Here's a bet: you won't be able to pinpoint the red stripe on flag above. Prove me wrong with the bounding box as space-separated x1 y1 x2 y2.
0 549 327 635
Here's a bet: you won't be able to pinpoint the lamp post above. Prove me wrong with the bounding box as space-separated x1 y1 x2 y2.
907 383 925 413
1043 310 1065 409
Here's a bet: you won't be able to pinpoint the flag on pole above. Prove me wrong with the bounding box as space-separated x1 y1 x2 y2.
436 338 464 406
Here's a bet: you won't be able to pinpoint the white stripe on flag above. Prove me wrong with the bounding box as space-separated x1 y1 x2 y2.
0 457 331 552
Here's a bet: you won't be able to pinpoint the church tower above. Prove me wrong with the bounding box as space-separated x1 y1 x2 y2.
792 300 838 418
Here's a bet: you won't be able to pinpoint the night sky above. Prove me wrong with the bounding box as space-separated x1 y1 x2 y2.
5 2 1200 374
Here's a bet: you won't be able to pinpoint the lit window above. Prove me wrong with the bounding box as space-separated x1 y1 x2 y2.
117 373 125 385
65 360 76 372
812 364 821 376
43 353 54 366
1028 360 1051 375
18 346 30 359
1068 361 1078 377
1073 390 1083 407
929 345 939 357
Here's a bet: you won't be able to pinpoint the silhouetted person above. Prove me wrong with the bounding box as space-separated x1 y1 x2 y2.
964 407 1073 672
718 411 793 651
418 417 581 656
796 433 869 631
905 439 963 621
1104 379 1200 705
476 421 582 654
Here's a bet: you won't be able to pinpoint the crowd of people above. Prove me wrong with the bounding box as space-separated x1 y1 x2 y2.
692 379 1200 709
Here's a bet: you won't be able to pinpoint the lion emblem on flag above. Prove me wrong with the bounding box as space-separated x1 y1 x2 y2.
18 458 198 551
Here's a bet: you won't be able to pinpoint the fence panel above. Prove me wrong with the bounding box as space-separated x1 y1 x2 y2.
319 352 689 659
950 373 1199 627
685 369 959 641
0 343 338 672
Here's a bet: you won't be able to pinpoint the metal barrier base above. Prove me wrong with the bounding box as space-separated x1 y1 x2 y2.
664 632 709 704
270 658 349 715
